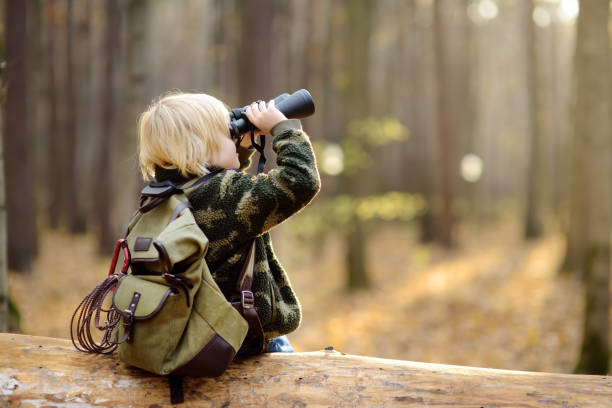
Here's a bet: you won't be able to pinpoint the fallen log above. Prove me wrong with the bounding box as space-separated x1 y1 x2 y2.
0 334 610 407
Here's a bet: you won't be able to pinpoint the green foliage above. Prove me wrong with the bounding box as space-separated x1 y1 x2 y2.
356 192 427 222
343 116 408 174
287 192 426 239
347 116 408 146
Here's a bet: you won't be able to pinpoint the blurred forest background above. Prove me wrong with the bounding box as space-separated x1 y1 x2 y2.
1 0 612 376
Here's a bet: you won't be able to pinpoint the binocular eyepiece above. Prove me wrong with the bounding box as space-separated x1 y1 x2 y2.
229 89 315 138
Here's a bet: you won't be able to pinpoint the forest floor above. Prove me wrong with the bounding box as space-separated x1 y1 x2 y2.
8 218 584 374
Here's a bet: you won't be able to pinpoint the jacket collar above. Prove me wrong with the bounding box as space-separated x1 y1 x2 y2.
154 165 224 185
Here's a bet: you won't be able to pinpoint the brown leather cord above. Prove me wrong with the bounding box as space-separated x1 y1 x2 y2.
70 274 123 354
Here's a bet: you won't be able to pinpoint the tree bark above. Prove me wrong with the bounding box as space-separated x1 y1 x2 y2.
571 0 612 375
1 334 612 407
410 1 437 243
115 0 149 234
561 11 589 275
0 74 6 331
65 0 84 233
72 0 93 232
433 0 454 248
344 0 373 290
524 0 544 239
96 0 121 254
3 0 38 271
27 0 45 217
238 0 274 104
43 0 62 230
238 0 275 173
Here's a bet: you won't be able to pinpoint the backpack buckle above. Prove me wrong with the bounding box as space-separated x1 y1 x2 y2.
122 292 140 343
241 291 255 310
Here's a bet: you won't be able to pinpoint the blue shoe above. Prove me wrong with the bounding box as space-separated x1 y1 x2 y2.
266 335 294 353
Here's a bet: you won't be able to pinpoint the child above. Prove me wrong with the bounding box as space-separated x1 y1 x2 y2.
137 92 320 354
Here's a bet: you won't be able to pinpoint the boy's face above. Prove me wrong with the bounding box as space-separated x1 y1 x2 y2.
209 133 240 169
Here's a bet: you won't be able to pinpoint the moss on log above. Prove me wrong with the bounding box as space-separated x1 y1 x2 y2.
1 333 611 407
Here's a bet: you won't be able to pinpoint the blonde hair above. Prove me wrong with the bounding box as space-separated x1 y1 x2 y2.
137 91 230 180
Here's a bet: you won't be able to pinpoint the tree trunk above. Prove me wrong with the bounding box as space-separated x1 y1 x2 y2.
27 0 45 218
410 1 437 243
524 0 544 239
65 0 84 233
3 0 38 272
561 6 590 275
43 0 62 230
344 0 372 290
238 0 273 103
572 0 612 375
238 0 275 173
115 0 149 233
346 213 369 290
0 73 6 332
433 0 454 248
96 0 121 254
72 0 93 232
2 334 612 407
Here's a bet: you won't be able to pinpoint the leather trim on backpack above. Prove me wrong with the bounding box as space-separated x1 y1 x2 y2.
134 237 153 252
171 334 236 377
111 276 177 321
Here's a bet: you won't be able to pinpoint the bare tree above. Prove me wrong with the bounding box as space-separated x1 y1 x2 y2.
237 0 275 172
433 0 454 248
27 0 46 217
238 0 274 103
43 0 63 229
561 25 588 274
3 0 38 271
0 67 7 332
114 0 149 233
344 0 373 290
73 0 94 232
410 1 437 243
96 0 121 253
65 0 86 233
524 0 544 239
571 0 612 375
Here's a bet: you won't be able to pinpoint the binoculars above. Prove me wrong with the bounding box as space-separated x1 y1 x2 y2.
229 89 315 138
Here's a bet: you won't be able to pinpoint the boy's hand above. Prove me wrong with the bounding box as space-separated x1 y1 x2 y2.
245 99 287 137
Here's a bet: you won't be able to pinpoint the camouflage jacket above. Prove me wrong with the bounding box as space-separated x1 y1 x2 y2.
154 119 320 338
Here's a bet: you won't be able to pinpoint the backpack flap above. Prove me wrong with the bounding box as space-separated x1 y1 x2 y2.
127 195 207 277
155 207 208 274
112 274 177 344
112 275 175 319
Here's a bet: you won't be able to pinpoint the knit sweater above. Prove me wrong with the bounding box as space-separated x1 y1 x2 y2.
154 119 320 338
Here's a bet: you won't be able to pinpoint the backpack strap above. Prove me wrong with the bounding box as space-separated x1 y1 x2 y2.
179 169 266 353
236 241 256 293
137 169 223 215
168 375 184 404
180 168 223 194
167 201 192 225
232 242 265 355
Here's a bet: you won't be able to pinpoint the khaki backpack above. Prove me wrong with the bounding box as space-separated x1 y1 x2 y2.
71 171 264 404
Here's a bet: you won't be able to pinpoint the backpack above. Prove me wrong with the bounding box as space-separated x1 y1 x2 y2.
70 171 265 404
